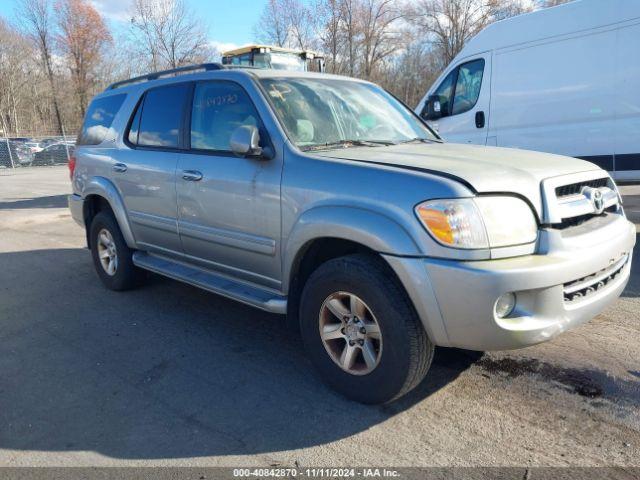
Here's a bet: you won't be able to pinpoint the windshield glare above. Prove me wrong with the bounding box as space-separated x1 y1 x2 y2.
260 78 438 150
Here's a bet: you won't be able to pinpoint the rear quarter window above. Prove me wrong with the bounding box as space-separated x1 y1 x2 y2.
78 94 126 145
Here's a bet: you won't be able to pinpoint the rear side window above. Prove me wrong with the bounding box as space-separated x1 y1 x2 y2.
79 94 126 145
128 83 190 148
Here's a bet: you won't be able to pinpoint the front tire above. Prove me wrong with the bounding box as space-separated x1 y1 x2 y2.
89 211 142 291
299 254 434 404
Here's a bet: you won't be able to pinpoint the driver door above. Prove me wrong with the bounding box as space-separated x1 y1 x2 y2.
423 54 491 145
175 80 283 289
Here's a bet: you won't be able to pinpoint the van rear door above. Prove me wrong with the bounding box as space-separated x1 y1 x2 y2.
418 53 491 146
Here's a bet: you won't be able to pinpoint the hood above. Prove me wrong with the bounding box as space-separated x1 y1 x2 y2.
314 142 601 218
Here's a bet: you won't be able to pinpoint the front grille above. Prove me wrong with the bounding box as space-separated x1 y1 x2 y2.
555 178 608 198
563 254 628 303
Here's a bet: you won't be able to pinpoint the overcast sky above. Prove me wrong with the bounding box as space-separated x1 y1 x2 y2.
0 0 266 50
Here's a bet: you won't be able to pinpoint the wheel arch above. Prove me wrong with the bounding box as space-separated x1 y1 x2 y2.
82 177 136 249
283 206 422 292
283 206 424 329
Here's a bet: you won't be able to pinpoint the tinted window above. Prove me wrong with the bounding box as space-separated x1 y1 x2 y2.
137 84 190 148
452 59 485 115
190 81 261 152
79 94 126 145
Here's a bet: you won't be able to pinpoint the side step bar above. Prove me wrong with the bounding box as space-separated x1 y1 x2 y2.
132 252 287 314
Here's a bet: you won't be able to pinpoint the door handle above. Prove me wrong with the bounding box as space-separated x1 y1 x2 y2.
112 163 127 173
182 170 203 181
475 111 485 129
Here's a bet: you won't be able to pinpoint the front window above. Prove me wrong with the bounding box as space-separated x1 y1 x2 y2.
431 70 456 118
452 59 485 115
190 81 262 152
260 78 439 150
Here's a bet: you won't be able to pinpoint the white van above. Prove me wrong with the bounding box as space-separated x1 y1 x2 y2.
415 0 640 181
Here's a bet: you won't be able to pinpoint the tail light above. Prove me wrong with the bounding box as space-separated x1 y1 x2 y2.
68 154 76 180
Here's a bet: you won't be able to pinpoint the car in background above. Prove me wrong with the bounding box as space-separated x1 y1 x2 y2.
32 143 74 166
23 141 43 154
39 138 59 148
13 143 34 166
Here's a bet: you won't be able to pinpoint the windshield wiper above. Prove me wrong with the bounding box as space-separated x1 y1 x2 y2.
396 137 437 145
302 139 395 151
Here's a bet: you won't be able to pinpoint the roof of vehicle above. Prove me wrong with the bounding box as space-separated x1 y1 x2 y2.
100 65 366 98
222 44 322 58
456 0 640 61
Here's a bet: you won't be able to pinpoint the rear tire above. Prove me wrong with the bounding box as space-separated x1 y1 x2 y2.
89 211 142 291
299 254 434 404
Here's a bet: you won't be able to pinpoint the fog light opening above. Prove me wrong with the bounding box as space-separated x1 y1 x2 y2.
495 293 516 319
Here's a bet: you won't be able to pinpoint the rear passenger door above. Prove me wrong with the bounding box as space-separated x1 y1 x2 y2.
115 83 191 255
176 80 283 289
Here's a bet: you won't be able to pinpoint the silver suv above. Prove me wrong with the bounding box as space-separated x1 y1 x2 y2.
68 63 635 404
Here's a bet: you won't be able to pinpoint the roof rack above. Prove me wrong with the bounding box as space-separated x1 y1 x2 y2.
107 63 224 90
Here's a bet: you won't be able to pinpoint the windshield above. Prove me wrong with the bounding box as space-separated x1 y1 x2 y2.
260 78 439 150
254 52 307 71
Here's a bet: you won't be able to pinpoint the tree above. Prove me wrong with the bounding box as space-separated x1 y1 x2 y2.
0 19 27 134
316 0 345 73
404 0 530 67
286 0 317 50
254 0 316 50
56 0 112 118
130 0 211 71
16 0 64 135
359 0 403 78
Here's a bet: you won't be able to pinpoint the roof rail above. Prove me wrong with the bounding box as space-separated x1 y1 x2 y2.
106 63 225 90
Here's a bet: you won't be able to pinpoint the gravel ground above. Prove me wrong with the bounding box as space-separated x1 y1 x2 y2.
0 166 638 467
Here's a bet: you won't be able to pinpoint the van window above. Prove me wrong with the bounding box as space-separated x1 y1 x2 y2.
452 59 485 115
431 69 456 118
136 84 190 148
78 94 126 145
190 81 261 152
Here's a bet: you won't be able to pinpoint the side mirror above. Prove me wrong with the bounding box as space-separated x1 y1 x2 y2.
421 95 443 121
230 125 263 158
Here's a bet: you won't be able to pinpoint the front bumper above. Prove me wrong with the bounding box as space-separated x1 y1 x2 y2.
384 215 636 351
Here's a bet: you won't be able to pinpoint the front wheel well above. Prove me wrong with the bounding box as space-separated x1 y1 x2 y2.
286 238 380 327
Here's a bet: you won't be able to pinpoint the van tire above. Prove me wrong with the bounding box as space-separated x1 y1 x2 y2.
89 211 142 291
299 254 434 404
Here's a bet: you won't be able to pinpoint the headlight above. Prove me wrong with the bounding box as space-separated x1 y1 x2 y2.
415 196 537 249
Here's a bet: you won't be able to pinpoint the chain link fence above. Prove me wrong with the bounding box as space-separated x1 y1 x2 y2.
0 134 77 170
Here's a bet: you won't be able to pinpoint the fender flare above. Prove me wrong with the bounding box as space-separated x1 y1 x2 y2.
82 176 137 249
282 205 422 292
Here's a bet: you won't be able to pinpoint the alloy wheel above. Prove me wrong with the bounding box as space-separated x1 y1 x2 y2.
319 291 383 375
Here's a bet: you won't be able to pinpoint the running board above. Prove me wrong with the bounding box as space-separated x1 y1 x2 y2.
132 252 287 314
